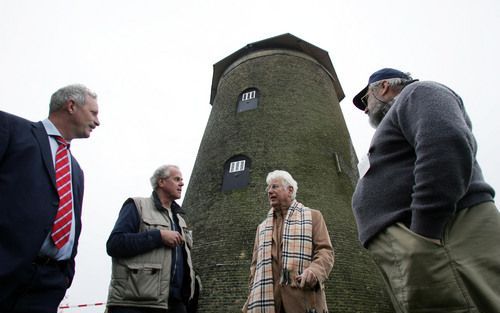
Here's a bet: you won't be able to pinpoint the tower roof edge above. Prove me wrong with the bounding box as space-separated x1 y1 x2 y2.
209 33 345 105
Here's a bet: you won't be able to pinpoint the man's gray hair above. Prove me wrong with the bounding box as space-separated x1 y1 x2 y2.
369 73 413 93
150 164 180 190
49 84 97 113
266 170 298 200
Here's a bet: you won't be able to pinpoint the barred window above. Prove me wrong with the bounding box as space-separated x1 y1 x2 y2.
237 88 259 113
229 160 246 173
222 155 251 191
241 90 256 101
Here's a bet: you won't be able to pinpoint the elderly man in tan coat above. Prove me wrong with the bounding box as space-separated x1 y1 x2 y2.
243 170 334 313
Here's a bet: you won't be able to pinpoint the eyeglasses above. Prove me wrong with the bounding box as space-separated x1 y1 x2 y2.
360 91 370 107
266 184 283 192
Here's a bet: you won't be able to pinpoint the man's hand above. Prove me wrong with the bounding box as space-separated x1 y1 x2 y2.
296 268 318 289
160 230 183 247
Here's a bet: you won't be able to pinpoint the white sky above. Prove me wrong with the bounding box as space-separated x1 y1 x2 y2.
1 0 499 311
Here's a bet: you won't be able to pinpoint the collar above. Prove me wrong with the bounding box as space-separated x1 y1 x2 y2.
273 199 297 217
151 191 185 215
42 118 67 141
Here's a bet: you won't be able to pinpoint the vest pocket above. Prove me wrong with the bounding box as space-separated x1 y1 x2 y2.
122 263 162 301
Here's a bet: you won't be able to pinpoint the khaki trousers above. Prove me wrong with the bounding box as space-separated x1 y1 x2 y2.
367 201 500 313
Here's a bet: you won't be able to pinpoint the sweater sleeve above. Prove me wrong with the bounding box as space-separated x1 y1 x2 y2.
106 199 164 258
395 82 475 239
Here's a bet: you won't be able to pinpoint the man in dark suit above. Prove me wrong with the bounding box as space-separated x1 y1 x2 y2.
0 84 100 313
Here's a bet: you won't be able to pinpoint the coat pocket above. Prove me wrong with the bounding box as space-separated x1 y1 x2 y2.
122 263 162 301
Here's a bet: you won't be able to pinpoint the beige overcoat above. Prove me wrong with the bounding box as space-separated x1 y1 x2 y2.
243 208 334 313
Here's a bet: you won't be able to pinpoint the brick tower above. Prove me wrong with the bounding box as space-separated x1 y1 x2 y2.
182 33 393 313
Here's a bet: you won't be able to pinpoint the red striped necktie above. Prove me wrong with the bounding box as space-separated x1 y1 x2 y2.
51 136 73 249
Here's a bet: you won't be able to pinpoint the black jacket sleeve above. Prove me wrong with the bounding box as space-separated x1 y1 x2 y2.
106 199 163 258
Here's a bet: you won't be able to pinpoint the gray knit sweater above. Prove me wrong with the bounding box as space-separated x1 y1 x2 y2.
352 81 495 247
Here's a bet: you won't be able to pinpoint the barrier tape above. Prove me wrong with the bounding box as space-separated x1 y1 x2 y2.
59 302 106 309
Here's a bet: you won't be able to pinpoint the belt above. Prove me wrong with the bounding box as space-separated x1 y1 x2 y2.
33 256 66 266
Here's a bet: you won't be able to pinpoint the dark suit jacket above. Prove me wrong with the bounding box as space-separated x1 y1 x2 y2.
0 110 84 300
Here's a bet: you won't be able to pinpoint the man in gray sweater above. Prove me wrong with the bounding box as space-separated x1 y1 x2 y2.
351 68 499 313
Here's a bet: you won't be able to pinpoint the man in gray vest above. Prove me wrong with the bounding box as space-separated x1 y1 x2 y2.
351 68 500 312
106 165 198 313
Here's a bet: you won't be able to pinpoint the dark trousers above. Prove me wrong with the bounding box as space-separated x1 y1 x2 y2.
109 298 187 313
0 262 68 313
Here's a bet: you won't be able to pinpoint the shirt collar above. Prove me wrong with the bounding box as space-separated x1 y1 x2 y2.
42 118 64 139
152 191 184 214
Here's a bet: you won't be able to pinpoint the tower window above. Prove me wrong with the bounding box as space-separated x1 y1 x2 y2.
241 90 256 101
222 155 251 191
237 88 259 113
229 160 246 173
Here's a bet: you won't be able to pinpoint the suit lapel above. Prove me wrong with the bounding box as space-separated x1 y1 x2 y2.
32 121 57 190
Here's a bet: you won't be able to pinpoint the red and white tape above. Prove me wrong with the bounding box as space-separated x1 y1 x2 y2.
59 302 106 309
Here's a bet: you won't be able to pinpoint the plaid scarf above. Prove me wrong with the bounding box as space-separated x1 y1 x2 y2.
247 200 313 312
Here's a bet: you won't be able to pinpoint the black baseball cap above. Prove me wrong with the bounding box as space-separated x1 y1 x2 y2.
352 68 412 110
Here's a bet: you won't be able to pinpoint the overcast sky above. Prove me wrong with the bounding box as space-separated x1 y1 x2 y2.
1 0 499 311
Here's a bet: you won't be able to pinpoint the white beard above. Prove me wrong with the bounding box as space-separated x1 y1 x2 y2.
368 95 397 128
